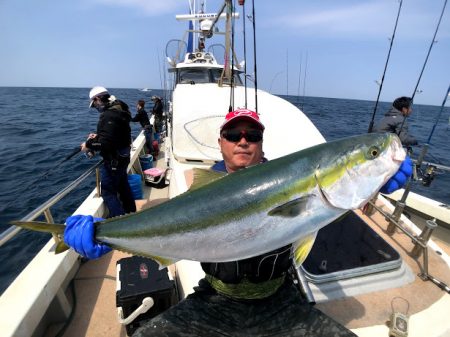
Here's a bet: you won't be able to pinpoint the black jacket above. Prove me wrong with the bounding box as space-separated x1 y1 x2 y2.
373 107 418 146
86 100 132 159
131 108 151 128
152 99 163 119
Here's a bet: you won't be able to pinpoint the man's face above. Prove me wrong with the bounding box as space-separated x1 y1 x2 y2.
403 106 412 116
218 120 264 173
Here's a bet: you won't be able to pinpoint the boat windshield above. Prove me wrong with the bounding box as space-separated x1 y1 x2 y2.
177 68 242 85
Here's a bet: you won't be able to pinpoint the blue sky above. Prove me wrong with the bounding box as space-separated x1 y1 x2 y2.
0 0 449 106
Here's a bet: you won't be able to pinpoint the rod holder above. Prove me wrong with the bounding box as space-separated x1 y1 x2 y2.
411 219 437 258
386 201 405 235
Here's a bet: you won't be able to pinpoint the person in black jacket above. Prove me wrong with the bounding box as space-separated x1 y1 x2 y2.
373 96 418 147
151 96 164 134
81 86 136 217
131 99 153 153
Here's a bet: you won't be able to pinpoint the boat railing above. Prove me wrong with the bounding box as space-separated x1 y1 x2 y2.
366 197 450 293
0 160 103 248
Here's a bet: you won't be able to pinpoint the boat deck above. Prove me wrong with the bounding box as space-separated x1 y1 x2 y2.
45 153 450 337
316 203 450 334
45 151 171 337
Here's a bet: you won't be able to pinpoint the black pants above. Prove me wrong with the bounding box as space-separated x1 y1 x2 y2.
101 158 136 217
133 279 356 337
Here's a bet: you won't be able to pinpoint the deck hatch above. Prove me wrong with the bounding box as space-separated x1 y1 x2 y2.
302 211 401 283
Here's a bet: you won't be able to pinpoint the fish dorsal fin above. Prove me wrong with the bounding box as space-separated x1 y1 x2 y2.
190 168 227 191
268 195 313 217
292 232 317 268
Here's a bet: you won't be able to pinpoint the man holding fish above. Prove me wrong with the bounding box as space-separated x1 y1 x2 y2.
61 108 412 336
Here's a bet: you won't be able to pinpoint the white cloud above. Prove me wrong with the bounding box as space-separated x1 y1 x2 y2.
270 1 449 40
92 0 183 16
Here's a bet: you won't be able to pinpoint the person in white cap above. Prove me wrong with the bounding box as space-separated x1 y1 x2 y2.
81 86 136 217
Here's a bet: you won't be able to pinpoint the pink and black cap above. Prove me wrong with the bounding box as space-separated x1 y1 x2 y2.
220 108 265 131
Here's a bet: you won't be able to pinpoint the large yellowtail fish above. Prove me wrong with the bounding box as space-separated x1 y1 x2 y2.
12 133 405 267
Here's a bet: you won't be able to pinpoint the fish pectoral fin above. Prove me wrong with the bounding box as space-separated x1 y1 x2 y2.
151 255 178 269
292 232 317 268
190 168 227 191
268 196 312 217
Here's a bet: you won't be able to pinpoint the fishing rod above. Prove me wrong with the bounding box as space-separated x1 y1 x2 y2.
411 0 448 103
389 0 449 223
40 146 82 180
390 82 450 225
397 0 448 135
367 0 403 133
240 0 248 108
426 84 450 144
0 146 82 216
229 0 236 111
413 84 450 186
251 0 258 113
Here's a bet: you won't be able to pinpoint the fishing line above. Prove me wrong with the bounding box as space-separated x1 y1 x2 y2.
302 51 308 111
367 0 403 133
240 0 248 108
296 52 302 108
397 0 448 135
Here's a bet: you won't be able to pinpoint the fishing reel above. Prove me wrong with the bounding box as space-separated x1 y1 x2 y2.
416 164 437 187
85 150 96 159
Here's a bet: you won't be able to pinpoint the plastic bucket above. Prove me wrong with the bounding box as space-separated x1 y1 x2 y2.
128 174 143 200
139 154 153 170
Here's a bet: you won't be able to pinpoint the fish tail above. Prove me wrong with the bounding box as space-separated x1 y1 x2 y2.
10 220 66 235
11 220 69 254
10 220 68 254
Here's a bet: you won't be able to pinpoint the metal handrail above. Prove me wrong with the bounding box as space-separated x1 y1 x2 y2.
0 160 103 248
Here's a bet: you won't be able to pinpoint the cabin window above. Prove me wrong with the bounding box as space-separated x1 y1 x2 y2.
177 68 243 85
211 69 243 85
178 69 210 84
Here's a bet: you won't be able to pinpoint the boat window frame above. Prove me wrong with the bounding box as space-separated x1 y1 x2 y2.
176 68 243 85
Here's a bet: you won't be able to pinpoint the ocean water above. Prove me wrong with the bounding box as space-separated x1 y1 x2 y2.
0 87 449 294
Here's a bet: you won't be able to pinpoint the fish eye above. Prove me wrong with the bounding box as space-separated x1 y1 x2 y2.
367 146 380 159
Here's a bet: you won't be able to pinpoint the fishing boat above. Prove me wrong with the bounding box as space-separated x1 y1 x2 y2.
1 1 449 337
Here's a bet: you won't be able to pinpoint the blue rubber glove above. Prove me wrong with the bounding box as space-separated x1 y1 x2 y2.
380 156 413 194
64 215 112 259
